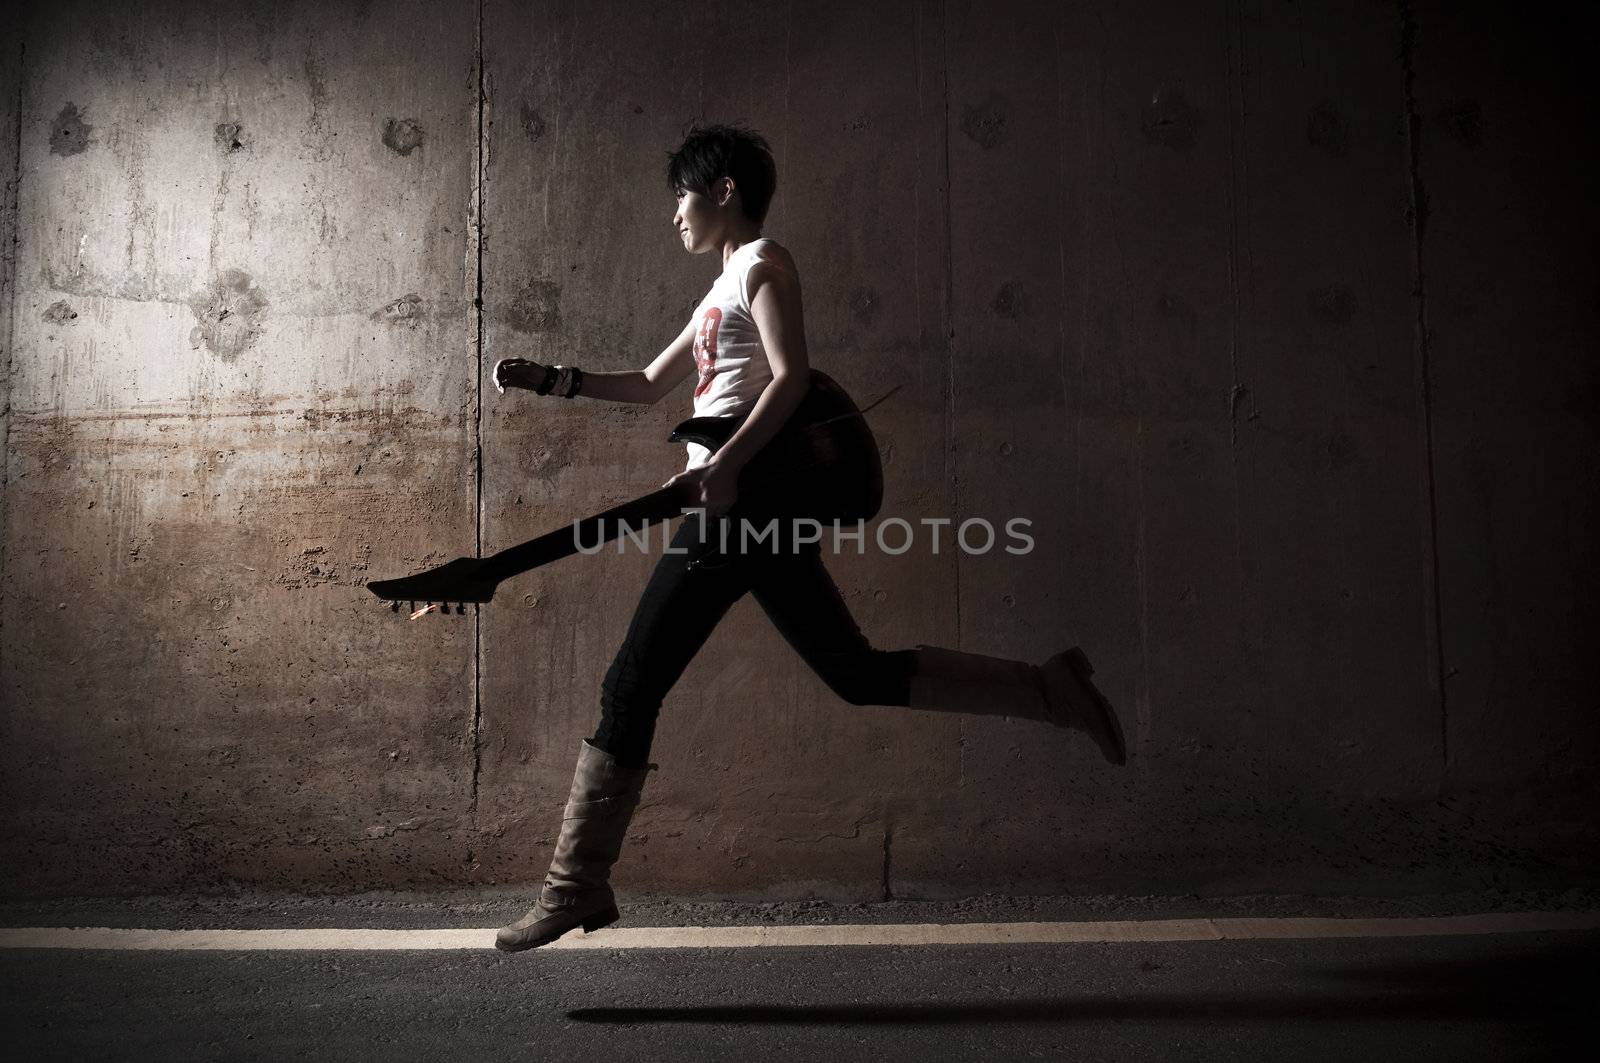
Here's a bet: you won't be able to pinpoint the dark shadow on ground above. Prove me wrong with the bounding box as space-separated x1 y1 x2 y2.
569 941 1596 1026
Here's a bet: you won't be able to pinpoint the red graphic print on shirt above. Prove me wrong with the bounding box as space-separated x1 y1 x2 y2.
693 307 722 398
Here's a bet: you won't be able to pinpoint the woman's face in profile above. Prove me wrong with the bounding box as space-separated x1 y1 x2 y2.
673 186 719 253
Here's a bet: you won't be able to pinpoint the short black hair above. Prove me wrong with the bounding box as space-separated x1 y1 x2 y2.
665 123 778 226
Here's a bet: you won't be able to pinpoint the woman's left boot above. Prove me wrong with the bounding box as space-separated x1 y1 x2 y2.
494 739 658 952
906 644 1127 765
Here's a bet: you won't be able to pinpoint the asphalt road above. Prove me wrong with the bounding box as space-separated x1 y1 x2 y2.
2 927 1593 1060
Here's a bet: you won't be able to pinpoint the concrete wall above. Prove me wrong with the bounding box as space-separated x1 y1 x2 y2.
1 0 1594 900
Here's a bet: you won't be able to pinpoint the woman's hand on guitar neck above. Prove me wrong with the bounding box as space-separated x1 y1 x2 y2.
662 458 739 518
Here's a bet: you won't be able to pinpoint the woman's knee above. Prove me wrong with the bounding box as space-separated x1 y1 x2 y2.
817 648 915 707
831 679 877 707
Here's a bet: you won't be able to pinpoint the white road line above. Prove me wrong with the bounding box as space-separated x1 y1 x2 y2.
1 911 1597 951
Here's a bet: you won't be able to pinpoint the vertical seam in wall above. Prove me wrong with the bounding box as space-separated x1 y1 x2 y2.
1222 0 1253 752
938 0 964 802
782 0 791 211
939 0 960 651
0 39 24 693
1398 1 1448 791
1052 11 1073 629
1224 0 1246 548
469 0 486 820
881 823 893 902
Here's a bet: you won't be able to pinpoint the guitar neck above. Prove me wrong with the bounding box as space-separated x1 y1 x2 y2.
476 408 862 588
479 484 691 583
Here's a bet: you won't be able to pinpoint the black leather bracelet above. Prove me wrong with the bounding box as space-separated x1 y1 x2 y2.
565 366 584 399
533 362 558 395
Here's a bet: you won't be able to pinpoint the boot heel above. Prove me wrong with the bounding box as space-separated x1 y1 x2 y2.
582 904 620 933
1065 646 1094 676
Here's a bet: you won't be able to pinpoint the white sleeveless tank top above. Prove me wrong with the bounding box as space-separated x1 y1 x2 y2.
682 237 780 471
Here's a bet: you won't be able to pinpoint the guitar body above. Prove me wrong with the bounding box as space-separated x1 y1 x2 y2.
669 368 883 525
367 368 884 611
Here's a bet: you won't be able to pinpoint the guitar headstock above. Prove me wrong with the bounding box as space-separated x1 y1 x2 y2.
391 601 474 620
367 556 499 618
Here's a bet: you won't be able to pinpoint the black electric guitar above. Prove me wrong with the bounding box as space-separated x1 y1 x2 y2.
366 369 894 615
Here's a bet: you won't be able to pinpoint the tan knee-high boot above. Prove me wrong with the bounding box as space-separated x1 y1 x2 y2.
494 739 658 952
906 644 1127 765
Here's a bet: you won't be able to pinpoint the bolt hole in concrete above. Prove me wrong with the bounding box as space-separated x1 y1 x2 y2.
43 300 78 324
383 117 425 155
960 92 1008 149
50 102 92 155
215 121 245 153
187 270 269 360
372 293 425 328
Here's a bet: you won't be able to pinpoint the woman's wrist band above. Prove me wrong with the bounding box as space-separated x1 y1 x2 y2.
533 363 558 395
532 363 584 398
551 365 583 399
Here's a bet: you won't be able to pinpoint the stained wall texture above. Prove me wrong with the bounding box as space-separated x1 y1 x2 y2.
0 0 1594 900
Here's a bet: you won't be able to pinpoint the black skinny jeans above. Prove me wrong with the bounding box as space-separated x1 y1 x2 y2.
590 500 918 769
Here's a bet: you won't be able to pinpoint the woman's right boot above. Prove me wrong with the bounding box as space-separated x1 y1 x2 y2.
906 644 1127 765
494 738 657 952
